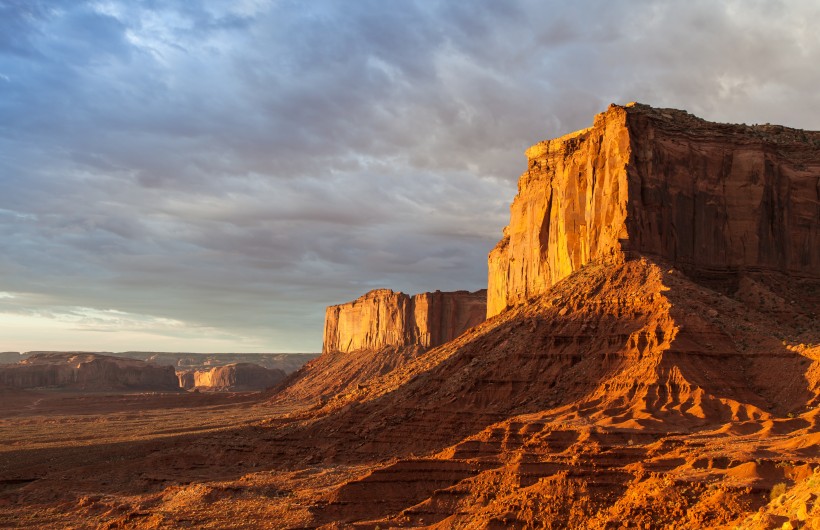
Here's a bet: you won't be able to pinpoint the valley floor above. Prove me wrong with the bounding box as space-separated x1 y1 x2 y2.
1 259 819 529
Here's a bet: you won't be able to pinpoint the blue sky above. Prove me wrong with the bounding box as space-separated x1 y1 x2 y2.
1 0 819 352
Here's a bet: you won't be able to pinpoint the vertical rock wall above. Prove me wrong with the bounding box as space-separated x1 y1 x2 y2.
487 107 632 316
412 290 488 349
487 103 820 317
323 289 486 354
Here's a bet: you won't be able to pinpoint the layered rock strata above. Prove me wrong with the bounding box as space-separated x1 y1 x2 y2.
323 289 487 354
0 352 179 391
488 102 820 316
178 363 286 391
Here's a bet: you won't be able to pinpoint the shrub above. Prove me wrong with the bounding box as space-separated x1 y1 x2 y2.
770 482 787 502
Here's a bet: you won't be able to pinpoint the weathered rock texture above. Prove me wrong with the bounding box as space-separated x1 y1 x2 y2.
323 289 487 354
0 352 179 391
488 102 820 316
179 363 286 392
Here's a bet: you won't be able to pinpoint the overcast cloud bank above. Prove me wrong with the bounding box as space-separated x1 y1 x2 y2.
1 0 818 351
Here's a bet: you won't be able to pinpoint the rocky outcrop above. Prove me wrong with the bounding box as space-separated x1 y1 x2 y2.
179 363 286 391
0 352 25 364
323 289 486 354
488 102 820 316
0 352 179 391
178 370 196 390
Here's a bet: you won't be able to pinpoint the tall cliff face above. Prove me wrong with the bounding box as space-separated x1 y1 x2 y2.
323 289 486 354
488 103 820 317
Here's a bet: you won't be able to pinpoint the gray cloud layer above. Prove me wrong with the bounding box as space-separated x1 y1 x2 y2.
1 0 819 351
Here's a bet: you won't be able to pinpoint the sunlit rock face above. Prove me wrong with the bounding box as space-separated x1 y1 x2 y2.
488 102 820 317
0 352 180 391
178 363 286 391
323 289 487 354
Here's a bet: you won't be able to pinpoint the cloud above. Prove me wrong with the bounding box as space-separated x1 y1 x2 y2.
0 0 819 351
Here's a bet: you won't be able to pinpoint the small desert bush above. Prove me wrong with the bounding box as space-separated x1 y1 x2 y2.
770 482 787 502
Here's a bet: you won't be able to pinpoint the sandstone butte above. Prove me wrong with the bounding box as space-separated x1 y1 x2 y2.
322 288 487 353
0 352 179 391
488 102 820 317
177 362 286 392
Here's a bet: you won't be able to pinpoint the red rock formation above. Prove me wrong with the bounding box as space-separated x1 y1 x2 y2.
0 352 179 391
177 370 195 390
122 352 318 374
323 289 486 353
181 363 286 391
488 103 820 316
3 105 818 530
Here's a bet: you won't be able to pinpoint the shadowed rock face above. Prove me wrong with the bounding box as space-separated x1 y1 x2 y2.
323 289 487 354
0 352 25 364
177 371 196 390
179 363 286 391
0 352 180 391
488 103 820 317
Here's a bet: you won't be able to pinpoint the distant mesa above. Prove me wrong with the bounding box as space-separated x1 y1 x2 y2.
118 351 318 374
0 352 179 391
178 363 286 392
0 351 25 364
0 351 315 393
488 102 820 316
323 288 487 354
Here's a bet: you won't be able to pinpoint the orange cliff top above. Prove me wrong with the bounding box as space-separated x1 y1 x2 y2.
487 102 820 317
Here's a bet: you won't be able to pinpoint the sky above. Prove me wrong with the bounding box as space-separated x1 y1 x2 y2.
1 0 819 353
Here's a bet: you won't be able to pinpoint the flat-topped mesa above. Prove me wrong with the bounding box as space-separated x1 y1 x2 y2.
323 289 487 354
178 363 287 391
0 352 180 391
487 102 820 317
